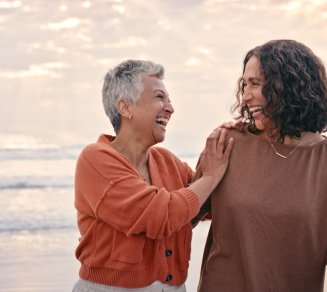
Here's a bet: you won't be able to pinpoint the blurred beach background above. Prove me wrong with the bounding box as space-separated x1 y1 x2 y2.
1 0 327 291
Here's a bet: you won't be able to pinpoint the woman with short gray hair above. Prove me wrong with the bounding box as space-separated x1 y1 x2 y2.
73 59 234 291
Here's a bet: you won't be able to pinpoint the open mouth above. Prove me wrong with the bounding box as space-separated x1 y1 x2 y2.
242 105 263 123
155 117 169 129
248 105 263 115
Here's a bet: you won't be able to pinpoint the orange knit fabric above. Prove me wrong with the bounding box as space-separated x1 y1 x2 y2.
74 134 200 288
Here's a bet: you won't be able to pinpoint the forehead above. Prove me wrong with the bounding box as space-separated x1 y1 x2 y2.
243 56 263 79
142 75 167 93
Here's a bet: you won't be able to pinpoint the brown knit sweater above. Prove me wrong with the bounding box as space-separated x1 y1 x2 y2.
199 129 327 292
74 134 200 288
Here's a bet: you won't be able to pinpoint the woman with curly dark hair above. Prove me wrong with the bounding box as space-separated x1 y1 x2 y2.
197 40 327 292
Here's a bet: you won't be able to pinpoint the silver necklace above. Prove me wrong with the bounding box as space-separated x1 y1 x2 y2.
268 138 302 159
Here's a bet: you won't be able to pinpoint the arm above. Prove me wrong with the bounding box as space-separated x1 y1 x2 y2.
191 196 211 228
191 128 234 226
75 147 198 239
75 129 233 239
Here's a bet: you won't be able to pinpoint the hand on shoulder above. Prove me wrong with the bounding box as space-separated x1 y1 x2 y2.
217 118 246 130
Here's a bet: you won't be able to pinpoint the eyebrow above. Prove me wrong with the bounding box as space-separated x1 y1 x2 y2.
241 77 263 82
154 89 169 97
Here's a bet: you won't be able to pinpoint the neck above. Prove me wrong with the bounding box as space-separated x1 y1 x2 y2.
111 134 150 168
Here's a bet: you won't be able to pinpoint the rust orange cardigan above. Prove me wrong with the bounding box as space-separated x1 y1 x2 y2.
74 134 200 288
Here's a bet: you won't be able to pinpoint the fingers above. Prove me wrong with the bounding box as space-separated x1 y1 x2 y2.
216 129 234 158
219 121 236 129
223 122 233 129
205 128 233 156
235 118 244 126
205 128 222 153
219 119 246 129
204 128 234 161
198 128 234 183
216 128 227 154
223 137 234 160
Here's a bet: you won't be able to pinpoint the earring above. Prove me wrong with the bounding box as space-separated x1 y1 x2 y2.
128 115 132 119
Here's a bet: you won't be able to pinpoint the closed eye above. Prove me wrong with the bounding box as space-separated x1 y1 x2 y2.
241 79 261 92
241 81 247 92
157 95 171 103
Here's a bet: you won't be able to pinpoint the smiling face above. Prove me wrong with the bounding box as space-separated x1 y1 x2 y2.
241 56 271 133
130 75 174 146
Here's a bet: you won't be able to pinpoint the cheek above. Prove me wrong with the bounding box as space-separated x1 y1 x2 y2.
256 91 266 104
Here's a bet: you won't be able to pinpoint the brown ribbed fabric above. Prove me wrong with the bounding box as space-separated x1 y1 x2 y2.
198 130 327 292
75 134 200 288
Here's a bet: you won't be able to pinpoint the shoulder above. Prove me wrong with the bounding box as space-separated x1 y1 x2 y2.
76 135 136 180
225 128 254 143
79 134 129 169
150 146 190 169
150 146 174 157
224 128 267 160
150 146 179 162
82 136 115 160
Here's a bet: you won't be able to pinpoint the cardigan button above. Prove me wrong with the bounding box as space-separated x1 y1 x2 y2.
165 274 173 282
165 249 172 256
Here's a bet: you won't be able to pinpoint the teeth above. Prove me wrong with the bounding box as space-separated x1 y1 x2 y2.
249 106 262 113
156 117 169 127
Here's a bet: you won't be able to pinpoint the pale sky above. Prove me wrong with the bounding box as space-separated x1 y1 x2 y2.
1 0 327 155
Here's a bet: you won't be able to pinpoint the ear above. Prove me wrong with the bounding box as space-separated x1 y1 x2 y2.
117 99 133 120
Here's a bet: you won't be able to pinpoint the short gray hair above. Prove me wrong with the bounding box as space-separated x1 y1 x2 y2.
102 60 165 133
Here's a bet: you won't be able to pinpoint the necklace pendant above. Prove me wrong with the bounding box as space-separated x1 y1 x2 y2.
275 152 287 159
268 137 301 159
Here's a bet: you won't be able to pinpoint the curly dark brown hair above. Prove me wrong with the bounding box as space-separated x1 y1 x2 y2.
233 39 327 141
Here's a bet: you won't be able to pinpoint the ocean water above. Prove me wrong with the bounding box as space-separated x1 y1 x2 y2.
0 145 83 292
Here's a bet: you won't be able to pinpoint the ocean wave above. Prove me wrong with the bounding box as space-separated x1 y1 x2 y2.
0 145 197 161
0 186 77 235
0 224 76 234
0 175 74 190
0 212 77 234
0 145 83 160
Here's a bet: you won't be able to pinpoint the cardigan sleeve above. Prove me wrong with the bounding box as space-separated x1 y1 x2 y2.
75 143 200 240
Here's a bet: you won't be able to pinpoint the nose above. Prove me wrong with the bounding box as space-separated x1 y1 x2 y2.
242 88 253 104
164 101 174 115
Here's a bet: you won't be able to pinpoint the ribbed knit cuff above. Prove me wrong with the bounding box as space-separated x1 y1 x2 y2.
182 188 200 221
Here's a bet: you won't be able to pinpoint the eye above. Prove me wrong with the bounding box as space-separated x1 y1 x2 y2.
241 81 247 92
157 95 164 99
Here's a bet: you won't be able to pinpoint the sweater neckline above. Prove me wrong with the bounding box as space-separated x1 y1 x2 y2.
245 130 327 150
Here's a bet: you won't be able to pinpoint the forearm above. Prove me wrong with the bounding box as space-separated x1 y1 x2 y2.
191 195 211 227
188 174 222 205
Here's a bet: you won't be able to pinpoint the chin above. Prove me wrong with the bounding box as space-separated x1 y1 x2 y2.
157 137 165 143
254 119 266 131
155 134 165 144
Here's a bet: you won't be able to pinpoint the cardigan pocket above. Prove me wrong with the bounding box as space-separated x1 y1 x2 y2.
111 230 145 264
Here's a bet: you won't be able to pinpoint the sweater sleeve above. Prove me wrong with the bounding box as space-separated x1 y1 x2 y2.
75 143 200 240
